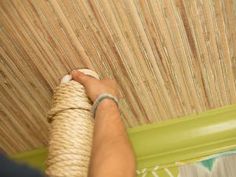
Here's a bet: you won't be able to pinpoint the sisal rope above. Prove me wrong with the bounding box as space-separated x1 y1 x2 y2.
46 69 99 177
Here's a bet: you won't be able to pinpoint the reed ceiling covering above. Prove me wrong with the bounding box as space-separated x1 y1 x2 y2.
0 0 236 154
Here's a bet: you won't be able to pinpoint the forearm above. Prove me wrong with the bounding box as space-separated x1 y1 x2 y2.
89 99 136 177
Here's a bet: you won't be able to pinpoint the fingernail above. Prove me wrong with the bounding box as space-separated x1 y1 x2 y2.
77 70 85 75
71 70 78 74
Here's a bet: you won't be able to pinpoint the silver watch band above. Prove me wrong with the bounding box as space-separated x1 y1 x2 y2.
91 93 119 118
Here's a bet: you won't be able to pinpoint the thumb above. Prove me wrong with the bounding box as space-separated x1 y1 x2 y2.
71 70 93 87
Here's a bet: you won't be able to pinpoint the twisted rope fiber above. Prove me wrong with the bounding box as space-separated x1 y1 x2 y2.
46 70 99 177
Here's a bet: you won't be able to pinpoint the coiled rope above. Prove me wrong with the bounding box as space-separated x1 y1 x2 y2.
46 69 99 177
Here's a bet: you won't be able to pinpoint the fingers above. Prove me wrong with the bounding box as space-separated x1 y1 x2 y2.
71 70 96 87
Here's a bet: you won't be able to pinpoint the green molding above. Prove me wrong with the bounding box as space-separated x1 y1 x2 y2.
12 104 236 172
11 148 47 170
129 104 236 170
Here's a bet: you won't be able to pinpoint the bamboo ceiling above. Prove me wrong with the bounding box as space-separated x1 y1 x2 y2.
0 0 236 154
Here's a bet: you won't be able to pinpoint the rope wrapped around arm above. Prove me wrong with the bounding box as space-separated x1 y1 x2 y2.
46 69 99 177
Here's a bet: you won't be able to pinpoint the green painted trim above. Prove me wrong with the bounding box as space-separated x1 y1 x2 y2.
12 104 236 172
130 104 236 170
11 148 47 170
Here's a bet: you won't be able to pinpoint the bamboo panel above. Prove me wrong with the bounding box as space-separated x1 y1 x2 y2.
0 0 236 154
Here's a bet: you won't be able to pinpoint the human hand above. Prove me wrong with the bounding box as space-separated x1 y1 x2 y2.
71 70 120 102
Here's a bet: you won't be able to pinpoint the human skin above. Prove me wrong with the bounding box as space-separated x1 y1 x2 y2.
71 70 136 177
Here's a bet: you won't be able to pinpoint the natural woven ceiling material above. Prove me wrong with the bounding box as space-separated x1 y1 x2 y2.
0 0 236 154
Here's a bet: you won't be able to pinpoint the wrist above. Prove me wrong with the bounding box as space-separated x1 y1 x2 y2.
97 99 117 110
95 99 119 118
91 93 119 118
